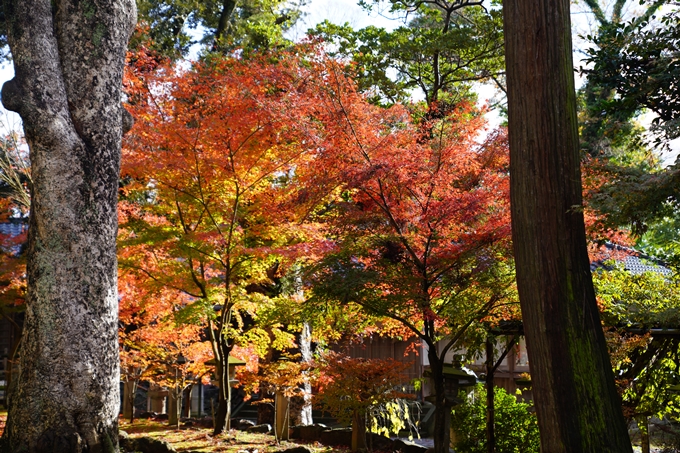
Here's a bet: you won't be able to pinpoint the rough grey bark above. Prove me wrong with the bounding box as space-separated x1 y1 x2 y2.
503 0 632 451
0 0 136 451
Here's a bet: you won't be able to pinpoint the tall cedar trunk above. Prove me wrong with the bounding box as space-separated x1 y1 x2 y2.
428 350 450 453
503 0 632 451
0 0 135 451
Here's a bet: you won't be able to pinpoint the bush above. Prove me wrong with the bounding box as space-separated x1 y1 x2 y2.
451 384 539 453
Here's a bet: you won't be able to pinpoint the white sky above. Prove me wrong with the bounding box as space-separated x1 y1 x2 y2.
297 0 402 32
0 0 676 162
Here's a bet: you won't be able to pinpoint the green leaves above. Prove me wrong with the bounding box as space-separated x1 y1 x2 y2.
310 4 504 106
593 264 680 421
583 8 680 145
134 0 307 59
593 266 680 328
594 264 680 328
451 384 540 453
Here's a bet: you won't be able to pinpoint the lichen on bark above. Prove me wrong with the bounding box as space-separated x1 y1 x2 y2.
0 0 136 452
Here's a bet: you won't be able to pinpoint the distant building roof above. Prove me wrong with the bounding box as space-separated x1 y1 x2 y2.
0 221 27 256
591 242 672 276
623 255 673 276
0 222 27 237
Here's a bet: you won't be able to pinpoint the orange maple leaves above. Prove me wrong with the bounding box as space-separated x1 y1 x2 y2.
118 43 513 393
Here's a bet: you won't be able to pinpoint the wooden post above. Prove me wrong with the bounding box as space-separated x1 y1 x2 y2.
275 391 290 441
168 391 179 427
148 388 167 414
123 381 135 421
351 412 367 452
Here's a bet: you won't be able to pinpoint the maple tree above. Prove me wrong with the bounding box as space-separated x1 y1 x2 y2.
121 41 512 449
315 353 411 451
118 270 212 426
120 45 333 435
300 63 514 453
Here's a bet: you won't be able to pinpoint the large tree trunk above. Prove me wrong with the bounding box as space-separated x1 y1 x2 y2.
0 0 136 451
503 0 632 452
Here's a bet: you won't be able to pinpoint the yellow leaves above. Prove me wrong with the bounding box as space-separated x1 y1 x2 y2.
257 357 312 399
368 400 412 438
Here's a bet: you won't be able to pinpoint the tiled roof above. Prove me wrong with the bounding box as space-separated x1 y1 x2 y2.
624 255 673 276
0 222 27 238
591 242 672 276
0 221 27 255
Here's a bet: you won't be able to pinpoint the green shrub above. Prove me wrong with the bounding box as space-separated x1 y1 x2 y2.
451 384 540 453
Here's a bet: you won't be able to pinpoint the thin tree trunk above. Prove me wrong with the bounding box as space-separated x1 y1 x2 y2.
299 321 313 425
429 352 451 453
124 379 139 423
168 390 179 428
351 412 367 452
213 336 232 435
638 416 650 453
183 385 193 418
503 0 632 451
0 0 135 451
485 337 495 453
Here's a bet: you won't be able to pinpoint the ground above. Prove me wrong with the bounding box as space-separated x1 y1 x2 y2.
0 412 346 453
0 412 677 452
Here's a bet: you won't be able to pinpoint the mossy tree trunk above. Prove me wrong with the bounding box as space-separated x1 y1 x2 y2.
503 0 632 451
0 0 136 451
